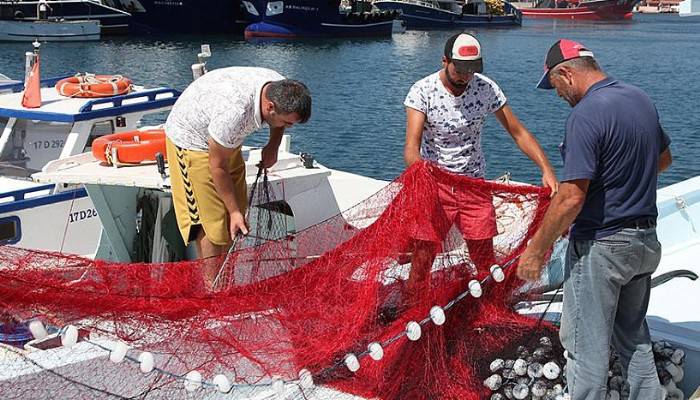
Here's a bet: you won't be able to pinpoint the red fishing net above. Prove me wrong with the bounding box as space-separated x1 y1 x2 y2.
0 161 553 399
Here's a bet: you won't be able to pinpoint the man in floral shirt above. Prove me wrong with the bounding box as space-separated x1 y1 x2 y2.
403 33 557 299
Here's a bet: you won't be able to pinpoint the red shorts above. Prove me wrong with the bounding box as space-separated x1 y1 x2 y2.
415 181 497 243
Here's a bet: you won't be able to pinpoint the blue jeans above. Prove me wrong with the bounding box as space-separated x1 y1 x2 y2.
560 228 665 400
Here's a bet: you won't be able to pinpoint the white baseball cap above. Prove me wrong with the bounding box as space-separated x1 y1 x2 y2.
444 33 483 73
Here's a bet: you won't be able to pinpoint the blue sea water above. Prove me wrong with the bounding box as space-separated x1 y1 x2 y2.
0 14 698 187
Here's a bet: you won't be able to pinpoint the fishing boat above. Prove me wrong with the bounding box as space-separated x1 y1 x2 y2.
242 0 397 38
373 0 523 29
29 136 388 262
513 0 641 20
0 54 180 255
125 0 249 33
0 19 100 41
0 0 132 35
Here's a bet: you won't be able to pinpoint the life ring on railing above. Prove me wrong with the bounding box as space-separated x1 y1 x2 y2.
91 129 166 165
55 74 132 98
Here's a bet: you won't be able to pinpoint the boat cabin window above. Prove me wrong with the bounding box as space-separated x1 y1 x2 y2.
0 216 21 245
462 1 480 14
0 119 71 173
86 120 115 148
438 1 452 10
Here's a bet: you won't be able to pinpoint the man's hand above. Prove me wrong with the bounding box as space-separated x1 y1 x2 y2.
542 170 559 197
260 144 278 169
517 246 546 282
229 211 249 238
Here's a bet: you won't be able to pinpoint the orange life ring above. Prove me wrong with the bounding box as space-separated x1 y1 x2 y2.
91 129 166 165
55 74 132 98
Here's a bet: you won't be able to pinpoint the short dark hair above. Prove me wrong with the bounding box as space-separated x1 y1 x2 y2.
266 80 312 124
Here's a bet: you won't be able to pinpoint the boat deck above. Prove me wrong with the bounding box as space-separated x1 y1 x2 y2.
0 77 179 122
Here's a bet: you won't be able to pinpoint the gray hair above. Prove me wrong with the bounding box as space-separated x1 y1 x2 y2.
552 57 601 75
266 79 312 124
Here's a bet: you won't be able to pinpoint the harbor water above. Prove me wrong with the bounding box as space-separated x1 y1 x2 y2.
0 14 697 187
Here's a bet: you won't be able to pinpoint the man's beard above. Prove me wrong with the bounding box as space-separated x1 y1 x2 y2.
445 69 468 90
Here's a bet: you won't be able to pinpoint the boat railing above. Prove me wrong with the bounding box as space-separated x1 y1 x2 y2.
0 183 86 216
79 88 181 113
0 87 181 123
0 183 55 205
387 0 444 8
70 87 181 121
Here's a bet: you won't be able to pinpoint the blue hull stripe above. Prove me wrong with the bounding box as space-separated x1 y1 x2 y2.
0 187 88 214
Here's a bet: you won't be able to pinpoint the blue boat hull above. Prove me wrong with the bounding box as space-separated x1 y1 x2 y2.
373 1 522 28
243 0 395 38
131 0 248 33
245 20 394 38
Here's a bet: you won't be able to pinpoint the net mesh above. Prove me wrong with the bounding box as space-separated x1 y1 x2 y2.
0 161 554 399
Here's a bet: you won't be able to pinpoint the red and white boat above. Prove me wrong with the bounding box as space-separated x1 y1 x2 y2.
516 0 640 20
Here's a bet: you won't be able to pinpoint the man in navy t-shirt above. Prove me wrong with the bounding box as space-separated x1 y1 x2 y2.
517 40 672 400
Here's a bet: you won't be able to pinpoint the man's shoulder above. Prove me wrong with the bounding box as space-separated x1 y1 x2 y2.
586 78 649 104
576 79 652 118
410 71 440 90
472 73 500 89
204 67 285 81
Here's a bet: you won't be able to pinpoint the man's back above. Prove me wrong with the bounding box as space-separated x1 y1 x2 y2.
562 78 671 240
165 67 283 151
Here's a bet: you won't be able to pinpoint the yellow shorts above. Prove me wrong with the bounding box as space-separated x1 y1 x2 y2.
166 137 247 246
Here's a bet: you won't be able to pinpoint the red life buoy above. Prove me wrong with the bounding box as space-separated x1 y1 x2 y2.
56 74 132 98
91 129 166 165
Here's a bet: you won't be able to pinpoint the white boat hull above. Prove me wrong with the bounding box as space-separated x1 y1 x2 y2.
679 0 700 15
520 177 700 396
647 177 700 395
0 82 180 258
0 180 101 256
0 20 100 42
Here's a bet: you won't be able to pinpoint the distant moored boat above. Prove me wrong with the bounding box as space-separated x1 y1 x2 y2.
0 19 100 41
0 0 131 35
514 0 641 20
127 0 248 33
373 0 523 29
242 0 397 38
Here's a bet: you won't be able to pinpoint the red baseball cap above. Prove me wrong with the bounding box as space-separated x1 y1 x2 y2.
537 39 595 89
